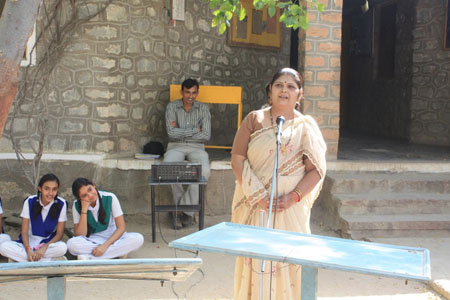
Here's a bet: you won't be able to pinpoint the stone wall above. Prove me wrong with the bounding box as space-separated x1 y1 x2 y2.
0 0 290 153
300 0 342 158
343 0 450 147
0 157 235 216
410 0 450 146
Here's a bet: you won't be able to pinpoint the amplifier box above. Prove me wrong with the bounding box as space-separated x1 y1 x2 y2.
151 162 202 182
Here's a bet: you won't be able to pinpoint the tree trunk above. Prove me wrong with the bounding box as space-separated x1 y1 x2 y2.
0 0 42 140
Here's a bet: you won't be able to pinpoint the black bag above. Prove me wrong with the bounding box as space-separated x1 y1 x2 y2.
143 141 165 156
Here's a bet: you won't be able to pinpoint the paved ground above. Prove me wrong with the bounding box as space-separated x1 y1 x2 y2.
0 212 448 300
1 133 449 299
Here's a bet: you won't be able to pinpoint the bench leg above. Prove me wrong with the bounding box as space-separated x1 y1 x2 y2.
301 266 318 300
47 276 66 300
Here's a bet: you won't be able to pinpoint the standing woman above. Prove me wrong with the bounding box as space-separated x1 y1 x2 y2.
0 174 68 262
67 178 144 260
231 68 327 299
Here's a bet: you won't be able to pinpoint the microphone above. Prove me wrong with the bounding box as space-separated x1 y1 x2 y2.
275 116 285 144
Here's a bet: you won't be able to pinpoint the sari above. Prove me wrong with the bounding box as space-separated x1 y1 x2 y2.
231 112 327 300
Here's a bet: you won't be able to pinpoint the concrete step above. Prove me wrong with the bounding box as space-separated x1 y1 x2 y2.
341 213 450 238
328 171 450 194
335 193 450 215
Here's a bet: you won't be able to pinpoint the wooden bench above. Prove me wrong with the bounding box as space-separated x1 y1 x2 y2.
169 84 243 150
0 258 202 300
170 222 431 300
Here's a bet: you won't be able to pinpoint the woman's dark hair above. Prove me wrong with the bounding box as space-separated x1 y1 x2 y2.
33 173 61 220
72 178 106 225
269 67 303 90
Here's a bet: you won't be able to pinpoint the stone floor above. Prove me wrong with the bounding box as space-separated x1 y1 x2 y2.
337 131 450 161
206 130 450 162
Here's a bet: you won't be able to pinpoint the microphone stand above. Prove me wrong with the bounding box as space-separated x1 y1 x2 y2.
259 118 283 300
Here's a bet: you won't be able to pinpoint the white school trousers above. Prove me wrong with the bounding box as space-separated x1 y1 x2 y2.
0 240 67 262
66 232 144 260
163 142 210 216
0 233 11 245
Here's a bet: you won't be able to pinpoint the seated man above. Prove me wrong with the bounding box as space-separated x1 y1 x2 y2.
163 78 211 229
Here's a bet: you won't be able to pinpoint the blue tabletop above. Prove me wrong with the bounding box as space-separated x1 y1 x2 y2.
169 222 431 282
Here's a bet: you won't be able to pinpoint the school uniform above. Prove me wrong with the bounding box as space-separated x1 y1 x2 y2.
67 191 144 260
0 197 11 245
0 195 68 262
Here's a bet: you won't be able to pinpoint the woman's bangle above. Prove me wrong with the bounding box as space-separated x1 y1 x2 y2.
294 189 303 202
25 245 31 250
81 212 87 214
290 191 300 203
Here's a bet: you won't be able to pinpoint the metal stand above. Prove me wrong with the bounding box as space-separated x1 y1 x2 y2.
259 129 282 300
148 177 208 242
259 210 265 299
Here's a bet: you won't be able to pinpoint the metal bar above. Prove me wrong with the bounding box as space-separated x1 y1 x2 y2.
205 145 232 150
154 205 201 212
47 276 65 300
259 210 265 300
301 266 318 300
199 184 205 230
151 185 156 243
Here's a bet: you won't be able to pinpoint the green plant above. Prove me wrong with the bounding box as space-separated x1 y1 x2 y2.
205 0 325 34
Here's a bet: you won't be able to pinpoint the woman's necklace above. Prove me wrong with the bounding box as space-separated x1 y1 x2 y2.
270 108 294 154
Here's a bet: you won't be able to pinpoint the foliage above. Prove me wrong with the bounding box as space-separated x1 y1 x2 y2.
205 0 324 34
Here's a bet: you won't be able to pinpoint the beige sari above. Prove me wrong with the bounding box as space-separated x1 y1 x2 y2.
231 114 327 300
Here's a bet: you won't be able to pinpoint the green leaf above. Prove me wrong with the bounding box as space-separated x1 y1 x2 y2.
212 16 220 27
219 22 227 34
209 0 220 9
317 3 325 12
291 4 302 15
299 15 309 29
253 0 264 9
205 0 323 33
225 10 233 20
268 4 276 17
239 7 246 20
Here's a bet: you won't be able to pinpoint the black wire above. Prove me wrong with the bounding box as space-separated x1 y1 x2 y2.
154 179 205 299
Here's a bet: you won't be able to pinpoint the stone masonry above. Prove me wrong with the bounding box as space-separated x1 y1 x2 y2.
1 0 294 154
300 0 342 157
410 0 450 146
0 0 342 158
342 0 449 146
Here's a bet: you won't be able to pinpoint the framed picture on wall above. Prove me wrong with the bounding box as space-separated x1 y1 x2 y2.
445 0 450 49
227 0 282 50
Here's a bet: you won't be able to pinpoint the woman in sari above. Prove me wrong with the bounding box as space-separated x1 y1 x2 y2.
231 67 327 299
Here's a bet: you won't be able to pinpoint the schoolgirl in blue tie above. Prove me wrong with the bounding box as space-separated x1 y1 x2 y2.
0 173 68 262
0 196 12 245
67 178 143 260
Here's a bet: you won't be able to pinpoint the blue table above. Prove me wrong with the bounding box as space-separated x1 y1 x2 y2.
169 222 431 299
